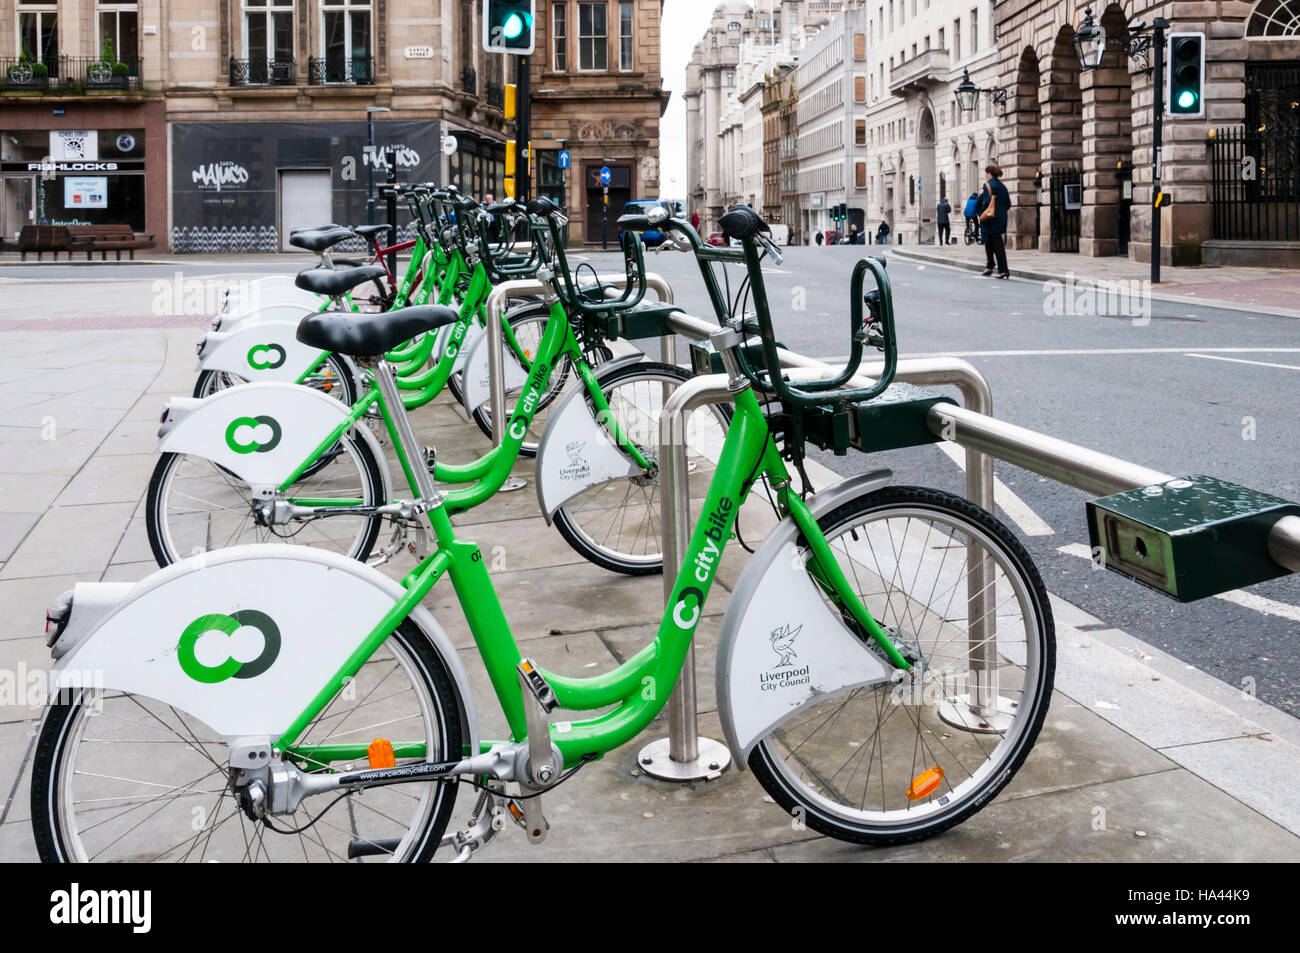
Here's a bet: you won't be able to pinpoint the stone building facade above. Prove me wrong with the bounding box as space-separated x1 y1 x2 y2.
991 0 1300 266
859 0 1000 245
0 0 666 249
684 0 840 232
528 0 669 243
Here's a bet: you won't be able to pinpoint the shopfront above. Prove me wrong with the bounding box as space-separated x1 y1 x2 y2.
170 120 443 253
0 101 163 242
445 130 506 202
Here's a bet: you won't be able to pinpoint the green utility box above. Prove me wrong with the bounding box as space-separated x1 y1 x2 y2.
1086 475 1300 602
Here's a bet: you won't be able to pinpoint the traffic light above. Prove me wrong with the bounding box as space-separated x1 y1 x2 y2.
1167 32 1205 118
483 1 536 55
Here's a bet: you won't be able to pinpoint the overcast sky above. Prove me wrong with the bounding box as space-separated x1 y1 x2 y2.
659 1 719 201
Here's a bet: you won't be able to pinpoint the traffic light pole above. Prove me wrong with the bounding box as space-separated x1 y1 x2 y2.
515 54 531 202
1151 18 1167 285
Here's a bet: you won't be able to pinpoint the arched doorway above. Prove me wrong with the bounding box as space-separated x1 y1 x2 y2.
1008 46 1043 249
917 106 937 244
1045 24 1084 252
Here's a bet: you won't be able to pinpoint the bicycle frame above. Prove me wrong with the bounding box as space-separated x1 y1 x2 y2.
280 292 650 512
277 376 904 771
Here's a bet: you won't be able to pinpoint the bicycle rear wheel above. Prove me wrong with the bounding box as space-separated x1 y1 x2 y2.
146 428 385 567
749 485 1054 845
31 620 462 863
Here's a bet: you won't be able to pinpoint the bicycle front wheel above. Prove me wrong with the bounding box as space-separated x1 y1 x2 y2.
749 485 1054 845
31 620 462 863
552 361 730 575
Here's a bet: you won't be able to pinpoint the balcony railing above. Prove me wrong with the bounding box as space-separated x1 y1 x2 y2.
485 81 504 109
3 54 141 92
461 67 477 95
889 49 951 96
229 57 296 87
308 55 374 85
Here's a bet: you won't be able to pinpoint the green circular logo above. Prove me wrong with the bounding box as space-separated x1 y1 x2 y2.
178 610 281 684
247 343 287 369
225 415 282 454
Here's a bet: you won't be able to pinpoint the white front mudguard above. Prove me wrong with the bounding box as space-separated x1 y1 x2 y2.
532 353 645 522
197 320 329 384
157 381 390 496
460 324 529 413
48 546 478 750
717 469 897 767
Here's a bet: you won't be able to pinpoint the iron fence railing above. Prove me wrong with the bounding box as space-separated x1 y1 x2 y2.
229 57 296 86
1211 125 1300 241
1050 164 1081 253
2 54 142 91
308 55 373 85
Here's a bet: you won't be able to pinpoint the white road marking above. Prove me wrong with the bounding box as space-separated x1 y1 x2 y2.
936 441 1055 536
1185 353 1300 372
1057 543 1300 622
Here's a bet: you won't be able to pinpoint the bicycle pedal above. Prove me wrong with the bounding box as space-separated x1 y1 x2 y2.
506 797 550 844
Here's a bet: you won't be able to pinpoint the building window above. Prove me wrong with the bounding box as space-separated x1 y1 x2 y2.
938 26 944 50
853 32 865 59
618 1 633 71
953 19 961 59
242 0 291 77
579 2 608 72
320 0 372 83
16 2 58 65
98 2 139 60
790 9 797 24
856 161 867 189
726 70 734 86
855 119 866 145
971 8 978 53
553 2 567 71
853 75 865 102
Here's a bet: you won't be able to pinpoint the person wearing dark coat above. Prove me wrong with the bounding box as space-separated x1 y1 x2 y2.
936 197 952 245
876 220 890 245
976 165 1011 278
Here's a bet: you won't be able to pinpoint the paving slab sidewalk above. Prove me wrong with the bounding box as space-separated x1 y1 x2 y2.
0 326 1296 862
891 242 1300 318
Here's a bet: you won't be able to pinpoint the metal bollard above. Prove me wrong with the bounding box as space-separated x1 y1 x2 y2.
636 373 735 781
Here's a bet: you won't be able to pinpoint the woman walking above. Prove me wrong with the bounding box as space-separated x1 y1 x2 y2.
976 165 1011 278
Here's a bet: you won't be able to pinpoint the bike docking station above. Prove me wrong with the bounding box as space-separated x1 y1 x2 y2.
479 253 1300 784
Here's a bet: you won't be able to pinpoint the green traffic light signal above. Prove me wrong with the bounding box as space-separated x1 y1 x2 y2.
1167 33 1204 118
483 0 536 54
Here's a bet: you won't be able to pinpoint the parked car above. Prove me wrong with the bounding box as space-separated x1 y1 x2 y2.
617 199 672 246
707 232 728 247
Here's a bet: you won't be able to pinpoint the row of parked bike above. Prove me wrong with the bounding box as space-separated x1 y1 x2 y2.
29 186 1055 862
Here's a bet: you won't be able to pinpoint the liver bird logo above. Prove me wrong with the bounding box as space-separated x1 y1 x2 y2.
769 623 801 667
566 440 585 465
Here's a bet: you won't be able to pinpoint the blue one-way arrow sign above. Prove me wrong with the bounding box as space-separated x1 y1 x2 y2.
558 150 571 170
599 166 612 186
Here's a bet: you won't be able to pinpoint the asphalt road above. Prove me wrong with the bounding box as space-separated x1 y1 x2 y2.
4 246 1299 716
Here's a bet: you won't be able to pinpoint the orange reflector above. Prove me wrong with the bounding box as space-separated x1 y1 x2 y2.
367 738 396 769
906 766 944 801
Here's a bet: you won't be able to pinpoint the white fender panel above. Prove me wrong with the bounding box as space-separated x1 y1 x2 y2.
155 381 380 491
199 321 328 384
533 354 645 522
717 469 897 767
50 546 478 751
460 325 529 413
